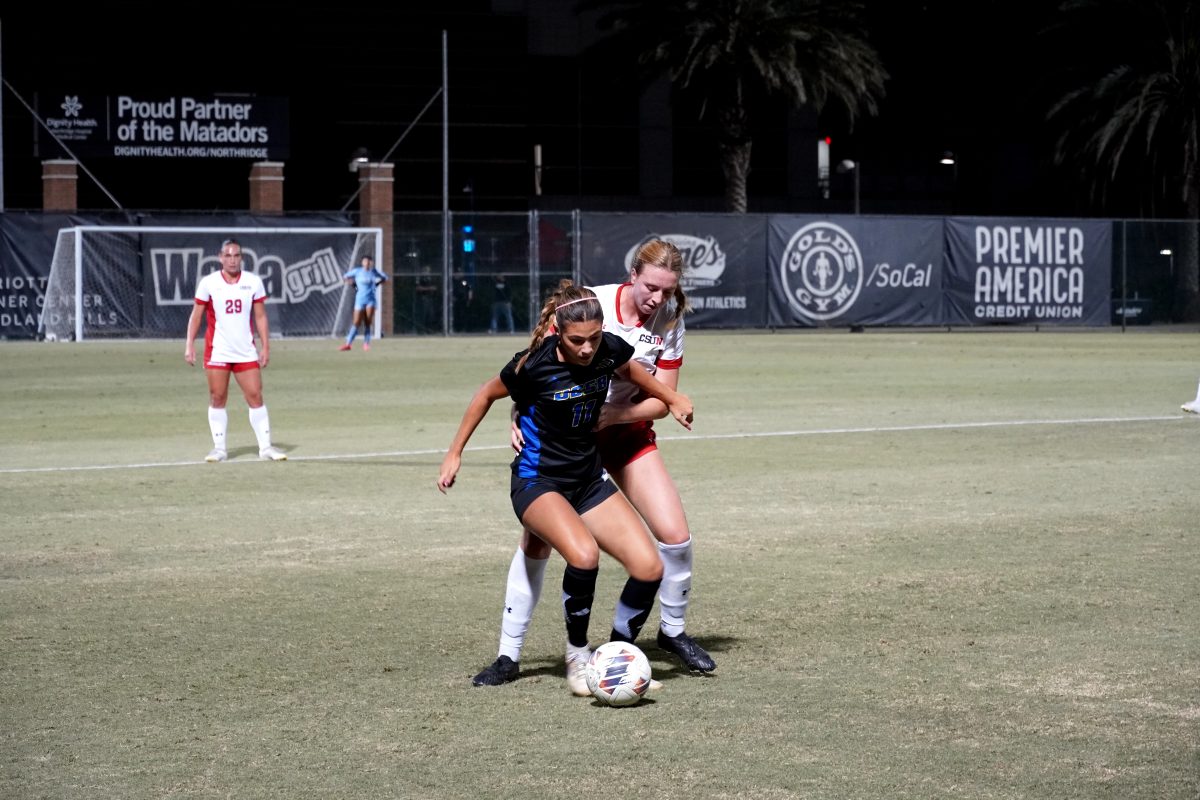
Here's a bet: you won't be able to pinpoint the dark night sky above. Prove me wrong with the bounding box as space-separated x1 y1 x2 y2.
0 1 1130 218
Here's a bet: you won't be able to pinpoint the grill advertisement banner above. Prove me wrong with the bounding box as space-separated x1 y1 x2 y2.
0 215 370 340
767 216 944 327
943 217 1112 326
579 214 768 327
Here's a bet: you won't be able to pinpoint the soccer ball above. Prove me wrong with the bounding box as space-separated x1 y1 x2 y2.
585 641 652 706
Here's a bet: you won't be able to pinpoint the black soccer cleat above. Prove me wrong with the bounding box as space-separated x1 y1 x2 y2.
657 630 716 672
472 655 520 686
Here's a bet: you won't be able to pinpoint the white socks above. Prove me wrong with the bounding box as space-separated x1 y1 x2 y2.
207 407 228 451
657 538 694 638
493 537 696 657
248 405 272 450
498 548 549 662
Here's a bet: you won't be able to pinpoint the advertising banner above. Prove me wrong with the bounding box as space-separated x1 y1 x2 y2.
579 214 768 327
37 93 289 160
1 214 368 340
0 214 78 339
943 217 1112 326
767 216 944 327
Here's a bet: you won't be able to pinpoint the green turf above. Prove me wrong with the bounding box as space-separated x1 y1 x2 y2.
1 331 1197 799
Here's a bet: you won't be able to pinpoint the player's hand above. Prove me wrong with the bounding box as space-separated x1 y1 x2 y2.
184 346 196 366
259 350 270 368
594 403 617 432
509 404 524 452
437 453 461 493
668 393 693 431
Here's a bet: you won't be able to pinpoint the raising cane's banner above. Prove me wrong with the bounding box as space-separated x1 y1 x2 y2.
943 217 1111 326
579 214 768 328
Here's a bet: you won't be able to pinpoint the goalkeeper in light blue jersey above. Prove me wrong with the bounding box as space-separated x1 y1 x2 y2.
339 254 388 351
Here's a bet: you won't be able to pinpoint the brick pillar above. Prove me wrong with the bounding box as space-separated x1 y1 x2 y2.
42 160 78 211
249 161 285 214
357 162 395 335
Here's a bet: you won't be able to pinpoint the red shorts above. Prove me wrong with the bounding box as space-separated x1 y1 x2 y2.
597 421 657 473
205 359 259 373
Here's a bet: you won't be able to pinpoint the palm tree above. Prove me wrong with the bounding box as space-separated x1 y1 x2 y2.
1045 0 1200 318
576 0 887 213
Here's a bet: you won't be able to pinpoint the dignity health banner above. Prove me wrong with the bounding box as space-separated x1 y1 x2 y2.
37 92 289 160
579 213 768 327
767 216 944 327
943 218 1112 326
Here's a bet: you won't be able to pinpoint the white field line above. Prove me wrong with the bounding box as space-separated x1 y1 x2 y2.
0 414 1186 475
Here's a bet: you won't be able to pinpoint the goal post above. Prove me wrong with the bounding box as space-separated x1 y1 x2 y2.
39 225 384 341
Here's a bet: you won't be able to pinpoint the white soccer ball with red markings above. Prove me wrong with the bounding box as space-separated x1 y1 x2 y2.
585 641 652 706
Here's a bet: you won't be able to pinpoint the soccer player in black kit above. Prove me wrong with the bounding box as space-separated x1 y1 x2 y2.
438 280 695 696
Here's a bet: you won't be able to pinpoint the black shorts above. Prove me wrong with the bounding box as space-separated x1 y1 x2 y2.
510 471 619 522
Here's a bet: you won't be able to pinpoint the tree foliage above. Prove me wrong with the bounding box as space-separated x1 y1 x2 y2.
576 0 887 212
1045 0 1200 222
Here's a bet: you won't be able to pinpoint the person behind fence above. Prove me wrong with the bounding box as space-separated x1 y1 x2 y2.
437 280 695 696
489 273 515 334
183 237 286 463
414 264 439 333
339 254 389 351
472 238 716 691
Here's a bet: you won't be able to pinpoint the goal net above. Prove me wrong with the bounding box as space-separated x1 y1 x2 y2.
39 225 383 341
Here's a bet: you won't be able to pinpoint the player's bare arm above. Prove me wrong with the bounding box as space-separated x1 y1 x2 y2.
439 376 510 493
618 361 692 430
253 302 270 368
184 304 205 366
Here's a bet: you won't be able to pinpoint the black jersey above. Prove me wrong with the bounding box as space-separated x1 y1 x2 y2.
500 332 636 482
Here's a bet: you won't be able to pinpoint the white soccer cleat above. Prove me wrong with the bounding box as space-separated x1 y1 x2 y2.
205 449 227 463
566 646 592 697
1182 400 1200 415
259 446 288 461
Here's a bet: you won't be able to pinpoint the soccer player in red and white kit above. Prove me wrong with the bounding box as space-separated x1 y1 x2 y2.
184 238 286 462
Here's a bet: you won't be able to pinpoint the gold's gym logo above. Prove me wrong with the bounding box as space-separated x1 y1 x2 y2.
781 222 863 321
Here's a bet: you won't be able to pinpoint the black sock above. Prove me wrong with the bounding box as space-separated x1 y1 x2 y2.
610 575 661 642
562 565 599 648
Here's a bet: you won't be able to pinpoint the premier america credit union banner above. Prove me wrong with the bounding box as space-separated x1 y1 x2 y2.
767 216 944 327
579 214 768 327
943 217 1112 326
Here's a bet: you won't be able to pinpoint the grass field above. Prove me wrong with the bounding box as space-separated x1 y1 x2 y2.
2 330 1198 799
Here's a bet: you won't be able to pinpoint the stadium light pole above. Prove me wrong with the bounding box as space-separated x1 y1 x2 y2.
1160 248 1174 279
1 17 5 211
940 151 957 213
836 159 859 214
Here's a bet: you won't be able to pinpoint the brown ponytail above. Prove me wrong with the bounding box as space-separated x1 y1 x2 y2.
515 280 602 372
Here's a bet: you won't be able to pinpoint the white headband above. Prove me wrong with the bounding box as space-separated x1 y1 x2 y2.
555 296 599 311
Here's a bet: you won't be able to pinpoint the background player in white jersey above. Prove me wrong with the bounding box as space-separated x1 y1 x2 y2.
183 238 286 462
473 239 716 688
